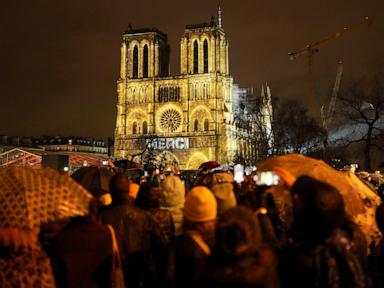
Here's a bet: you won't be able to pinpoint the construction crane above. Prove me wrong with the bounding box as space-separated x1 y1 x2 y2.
288 16 371 107
321 61 343 129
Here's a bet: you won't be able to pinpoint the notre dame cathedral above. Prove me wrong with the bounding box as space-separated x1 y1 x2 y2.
114 8 273 169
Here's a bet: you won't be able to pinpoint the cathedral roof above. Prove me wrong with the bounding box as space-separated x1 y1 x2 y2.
124 27 167 38
185 16 219 30
185 22 216 30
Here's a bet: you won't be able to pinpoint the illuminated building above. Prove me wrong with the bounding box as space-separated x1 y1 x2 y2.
114 8 271 169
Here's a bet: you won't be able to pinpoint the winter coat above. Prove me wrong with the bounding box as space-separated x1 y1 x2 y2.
170 234 210 288
280 229 368 288
100 199 155 288
148 209 175 248
198 251 279 288
48 216 113 288
163 206 183 236
147 209 175 288
160 176 185 236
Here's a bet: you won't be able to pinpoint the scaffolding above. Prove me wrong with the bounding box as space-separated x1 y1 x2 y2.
0 148 42 167
0 148 109 172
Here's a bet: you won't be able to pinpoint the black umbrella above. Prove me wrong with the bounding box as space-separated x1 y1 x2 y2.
71 166 114 197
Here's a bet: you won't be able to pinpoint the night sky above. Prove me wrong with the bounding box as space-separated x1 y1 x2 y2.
1 0 383 138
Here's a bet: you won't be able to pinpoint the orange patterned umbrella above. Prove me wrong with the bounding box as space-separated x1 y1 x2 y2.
0 167 92 229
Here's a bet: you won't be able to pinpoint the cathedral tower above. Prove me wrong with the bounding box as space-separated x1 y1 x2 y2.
121 27 170 79
180 17 229 75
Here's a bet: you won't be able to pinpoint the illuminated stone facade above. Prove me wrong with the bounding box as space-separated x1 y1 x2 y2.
114 15 243 169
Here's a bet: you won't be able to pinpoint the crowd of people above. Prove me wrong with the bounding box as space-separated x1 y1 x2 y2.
1 161 384 288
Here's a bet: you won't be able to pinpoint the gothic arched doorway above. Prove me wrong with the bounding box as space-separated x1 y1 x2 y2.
186 152 209 170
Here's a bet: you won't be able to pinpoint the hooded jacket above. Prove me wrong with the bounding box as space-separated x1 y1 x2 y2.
204 172 237 216
160 176 185 236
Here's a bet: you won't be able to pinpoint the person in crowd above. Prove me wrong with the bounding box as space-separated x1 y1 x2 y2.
100 173 156 288
199 206 279 288
235 175 259 210
160 175 185 236
234 177 280 249
171 186 217 288
136 182 175 244
135 181 175 287
280 176 368 288
46 200 114 288
201 171 237 216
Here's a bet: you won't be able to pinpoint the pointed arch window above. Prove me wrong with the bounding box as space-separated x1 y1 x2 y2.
203 39 208 73
193 40 199 74
139 88 143 103
204 119 209 131
142 121 148 134
143 87 148 103
158 87 162 102
132 89 136 103
132 45 138 78
143 45 148 78
193 84 198 100
132 122 137 134
177 87 181 101
170 87 174 101
194 119 199 131
203 83 208 99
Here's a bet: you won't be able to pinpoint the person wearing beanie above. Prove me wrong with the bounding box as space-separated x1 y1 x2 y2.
171 186 217 288
160 175 185 236
183 186 217 223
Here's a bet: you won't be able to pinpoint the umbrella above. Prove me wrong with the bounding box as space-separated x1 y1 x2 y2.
0 167 92 229
257 154 381 243
71 166 114 197
199 161 221 172
257 154 380 215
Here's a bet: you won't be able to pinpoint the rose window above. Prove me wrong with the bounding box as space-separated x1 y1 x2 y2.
160 109 182 132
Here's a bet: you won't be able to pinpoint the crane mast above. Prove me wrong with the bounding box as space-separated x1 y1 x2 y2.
327 62 343 121
288 17 371 110
322 62 343 129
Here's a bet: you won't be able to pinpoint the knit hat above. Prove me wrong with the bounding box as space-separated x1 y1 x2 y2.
184 186 217 222
128 183 140 199
161 176 185 207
